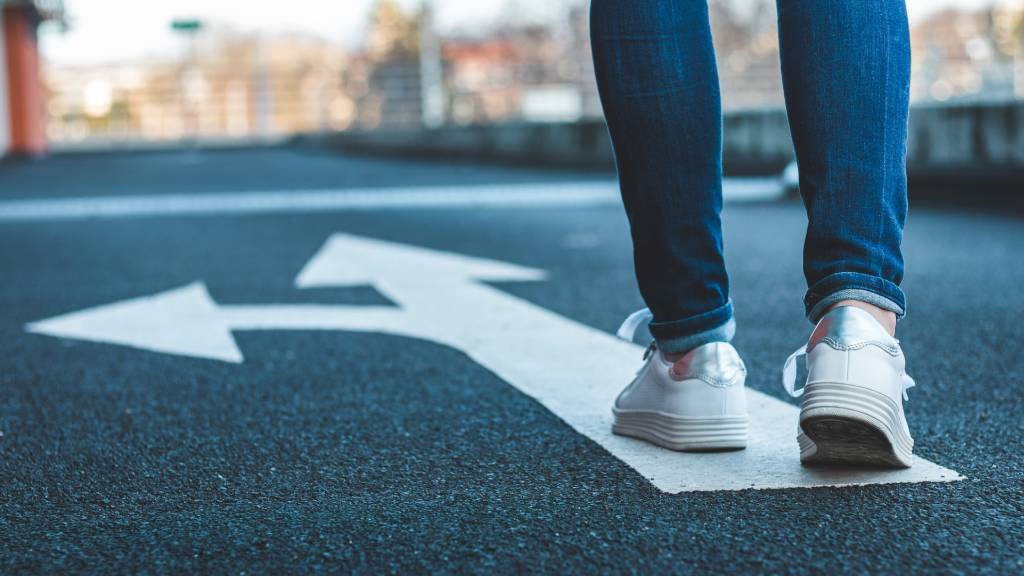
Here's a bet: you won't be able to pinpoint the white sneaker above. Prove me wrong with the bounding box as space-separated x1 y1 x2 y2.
783 305 916 468
612 311 749 451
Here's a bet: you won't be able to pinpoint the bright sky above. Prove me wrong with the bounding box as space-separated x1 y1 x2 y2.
40 0 1006 67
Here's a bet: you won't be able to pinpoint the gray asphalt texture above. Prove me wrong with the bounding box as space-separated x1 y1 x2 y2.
1 148 1021 574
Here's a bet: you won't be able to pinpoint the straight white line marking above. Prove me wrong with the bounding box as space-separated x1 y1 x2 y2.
0 179 784 223
26 232 962 492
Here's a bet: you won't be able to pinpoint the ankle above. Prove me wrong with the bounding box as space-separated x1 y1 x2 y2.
828 300 897 336
662 349 688 363
660 341 723 364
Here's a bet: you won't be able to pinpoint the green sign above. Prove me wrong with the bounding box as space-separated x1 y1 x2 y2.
171 19 203 32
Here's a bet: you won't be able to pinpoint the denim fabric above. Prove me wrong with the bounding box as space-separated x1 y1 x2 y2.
590 0 911 352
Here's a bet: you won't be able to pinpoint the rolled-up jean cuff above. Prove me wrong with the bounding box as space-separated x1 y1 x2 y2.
648 300 735 354
805 272 906 324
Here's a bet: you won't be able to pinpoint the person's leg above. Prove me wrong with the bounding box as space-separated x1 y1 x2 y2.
590 0 733 354
777 0 916 467
777 0 912 325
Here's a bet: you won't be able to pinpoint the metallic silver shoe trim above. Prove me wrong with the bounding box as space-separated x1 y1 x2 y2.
669 342 746 388
808 306 900 356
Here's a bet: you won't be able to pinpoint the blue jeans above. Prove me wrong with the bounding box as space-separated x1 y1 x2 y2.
591 0 911 353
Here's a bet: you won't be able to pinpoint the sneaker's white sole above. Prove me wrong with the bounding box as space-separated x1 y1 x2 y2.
612 409 748 451
798 382 914 468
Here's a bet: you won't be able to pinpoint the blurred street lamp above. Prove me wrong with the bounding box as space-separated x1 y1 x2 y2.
419 1 444 128
171 18 203 142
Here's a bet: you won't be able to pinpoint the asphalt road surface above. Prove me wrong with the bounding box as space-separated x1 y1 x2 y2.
1 147 1021 573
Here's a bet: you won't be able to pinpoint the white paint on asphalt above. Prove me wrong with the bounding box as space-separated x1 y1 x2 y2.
0 179 784 223
26 233 962 493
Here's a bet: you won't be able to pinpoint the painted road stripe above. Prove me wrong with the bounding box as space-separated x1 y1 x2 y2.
0 179 783 223
27 232 962 492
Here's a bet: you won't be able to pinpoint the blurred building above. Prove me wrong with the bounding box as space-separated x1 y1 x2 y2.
911 4 1024 102
347 1 582 128
709 0 785 110
341 54 422 130
340 0 424 130
35 0 1024 146
568 5 601 119
45 31 354 143
443 26 576 124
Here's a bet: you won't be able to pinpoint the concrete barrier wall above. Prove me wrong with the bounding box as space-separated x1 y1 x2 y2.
301 101 1024 185
908 102 1024 168
306 121 617 169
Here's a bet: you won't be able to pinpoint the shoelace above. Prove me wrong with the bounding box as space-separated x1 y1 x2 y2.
781 344 916 400
616 307 653 342
617 308 657 361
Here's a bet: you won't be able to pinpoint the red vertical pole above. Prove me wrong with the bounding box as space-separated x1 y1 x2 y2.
4 5 47 156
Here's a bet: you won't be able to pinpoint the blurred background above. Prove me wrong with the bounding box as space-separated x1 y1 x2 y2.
0 0 1017 150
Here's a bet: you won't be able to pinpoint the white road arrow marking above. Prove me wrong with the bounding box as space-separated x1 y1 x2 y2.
25 282 408 364
26 233 962 492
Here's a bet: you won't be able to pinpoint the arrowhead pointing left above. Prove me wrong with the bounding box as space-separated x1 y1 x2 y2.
26 282 244 363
